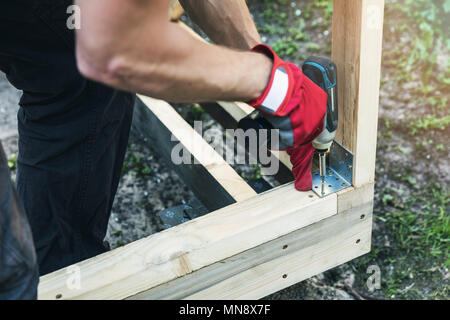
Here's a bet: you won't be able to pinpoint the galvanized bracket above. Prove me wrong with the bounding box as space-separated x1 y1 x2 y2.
312 141 353 197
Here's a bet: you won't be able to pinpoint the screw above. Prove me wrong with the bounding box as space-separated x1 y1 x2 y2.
282 274 288 279
283 245 288 250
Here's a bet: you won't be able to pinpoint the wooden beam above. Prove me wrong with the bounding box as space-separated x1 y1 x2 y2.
185 204 371 299
38 184 335 300
129 186 372 299
332 0 385 186
201 103 295 184
132 95 256 211
169 0 184 21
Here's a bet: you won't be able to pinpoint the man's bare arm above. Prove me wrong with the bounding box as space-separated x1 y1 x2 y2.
75 0 271 103
180 0 261 50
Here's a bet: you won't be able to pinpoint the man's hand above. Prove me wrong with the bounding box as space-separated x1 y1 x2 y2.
248 44 328 191
75 0 272 103
249 45 327 150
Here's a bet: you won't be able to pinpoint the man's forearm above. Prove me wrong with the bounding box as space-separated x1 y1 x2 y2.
180 0 261 50
75 0 270 103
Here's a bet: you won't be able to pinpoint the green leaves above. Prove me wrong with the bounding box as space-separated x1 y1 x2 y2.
382 193 394 206
444 0 450 13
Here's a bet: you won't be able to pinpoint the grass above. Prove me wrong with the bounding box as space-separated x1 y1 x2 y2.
187 104 206 123
122 151 152 178
253 0 332 59
242 164 262 181
382 0 450 135
408 115 450 136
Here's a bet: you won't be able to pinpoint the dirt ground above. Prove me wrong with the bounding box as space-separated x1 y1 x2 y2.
1 0 448 300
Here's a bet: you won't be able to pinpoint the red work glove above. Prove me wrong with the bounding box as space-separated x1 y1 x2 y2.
248 44 327 191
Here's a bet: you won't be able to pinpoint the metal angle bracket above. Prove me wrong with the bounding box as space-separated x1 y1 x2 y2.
312 141 353 197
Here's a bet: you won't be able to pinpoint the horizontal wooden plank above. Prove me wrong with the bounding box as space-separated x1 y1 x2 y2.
132 95 256 211
129 187 372 299
38 183 334 300
187 206 372 299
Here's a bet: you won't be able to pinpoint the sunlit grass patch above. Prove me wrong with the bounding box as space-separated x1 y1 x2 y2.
408 114 450 136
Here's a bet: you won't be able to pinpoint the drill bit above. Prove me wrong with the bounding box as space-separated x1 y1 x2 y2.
319 152 327 195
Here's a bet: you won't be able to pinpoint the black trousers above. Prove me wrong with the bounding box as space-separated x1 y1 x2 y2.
0 0 135 276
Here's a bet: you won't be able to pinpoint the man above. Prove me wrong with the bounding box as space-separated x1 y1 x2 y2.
0 0 326 298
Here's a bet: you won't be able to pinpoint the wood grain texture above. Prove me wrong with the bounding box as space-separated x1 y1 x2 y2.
337 182 374 213
38 184 334 300
332 0 385 186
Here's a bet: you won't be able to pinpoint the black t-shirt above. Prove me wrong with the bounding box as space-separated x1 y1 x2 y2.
0 0 117 119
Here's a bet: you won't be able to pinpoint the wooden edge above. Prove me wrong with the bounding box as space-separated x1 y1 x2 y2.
129 186 373 300
132 95 256 211
38 183 334 300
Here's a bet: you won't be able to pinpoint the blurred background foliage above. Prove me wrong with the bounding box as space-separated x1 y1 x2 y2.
250 0 449 124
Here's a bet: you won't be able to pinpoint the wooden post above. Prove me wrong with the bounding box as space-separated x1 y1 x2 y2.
332 0 385 187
